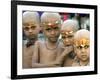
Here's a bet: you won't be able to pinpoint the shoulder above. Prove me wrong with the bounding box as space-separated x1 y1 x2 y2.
34 40 45 47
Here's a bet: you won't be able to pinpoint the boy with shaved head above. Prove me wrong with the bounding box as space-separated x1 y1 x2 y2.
60 19 79 66
72 29 90 66
31 12 62 68
22 11 40 68
32 12 73 68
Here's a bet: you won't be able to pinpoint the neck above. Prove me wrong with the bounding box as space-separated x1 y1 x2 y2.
45 40 59 50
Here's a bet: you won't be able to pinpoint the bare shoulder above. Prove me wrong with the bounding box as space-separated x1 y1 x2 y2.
34 40 45 48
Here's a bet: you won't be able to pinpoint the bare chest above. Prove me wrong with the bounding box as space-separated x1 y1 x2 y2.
39 45 59 63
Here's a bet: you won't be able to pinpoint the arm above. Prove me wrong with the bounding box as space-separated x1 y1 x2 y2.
55 46 73 64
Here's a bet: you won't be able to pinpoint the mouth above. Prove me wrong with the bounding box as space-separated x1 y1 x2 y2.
64 42 72 46
81 55 87 58
50 37 58 40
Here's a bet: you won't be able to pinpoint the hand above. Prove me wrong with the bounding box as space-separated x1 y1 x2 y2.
61 46 73 57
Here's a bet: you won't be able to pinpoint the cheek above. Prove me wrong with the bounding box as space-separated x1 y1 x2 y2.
70 38 74 43
55 30 60 35
24 30 29 35
43 31 49 37
75 49 81 56
33 29 39 34
87 48 90 56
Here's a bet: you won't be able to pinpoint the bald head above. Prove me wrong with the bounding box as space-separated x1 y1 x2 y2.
74 29 90 46
23 11 40 25
22 11 40 40
74 29 90 40
41 12 61 27
61 19 79 32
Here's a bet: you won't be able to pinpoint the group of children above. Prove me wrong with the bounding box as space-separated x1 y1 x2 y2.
22 11 90 69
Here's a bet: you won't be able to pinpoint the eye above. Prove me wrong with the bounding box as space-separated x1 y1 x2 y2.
77 46 83 49
31 26 36 29
24 27 29 31
67 35 73 38
53 27 59 30
62 36 66 39
45 28 51 31
84 45 89 49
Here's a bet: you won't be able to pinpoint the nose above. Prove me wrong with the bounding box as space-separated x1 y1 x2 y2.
81 48 86 53
29 29 33 33
28 26 33 33
64 38 70 44
65 38 69 42
51 30 55 35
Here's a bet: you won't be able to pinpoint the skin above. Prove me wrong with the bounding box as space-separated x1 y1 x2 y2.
22 11 40 68
23 19 40 40
61 29 75 66
74 45 90 66
32 13 63 68
61 28 74 46
32 13 74 68
60 19 78 67
72 29 90 66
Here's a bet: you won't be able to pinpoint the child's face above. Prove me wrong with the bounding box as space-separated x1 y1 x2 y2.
74 38 90 61
23 21 39 40
61 29 74 46
42 20 60 43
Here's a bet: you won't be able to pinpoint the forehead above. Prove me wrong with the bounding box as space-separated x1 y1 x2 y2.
42 21 60 29
46 18 59 22
61 29 74 35
23 21 38 29
61 26 75 32
23 20 38 27
74 38 90 46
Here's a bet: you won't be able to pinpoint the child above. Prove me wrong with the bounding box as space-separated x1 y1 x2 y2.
32 12 65 68
60 19 79 66
72 29 90 66
22 11 40 68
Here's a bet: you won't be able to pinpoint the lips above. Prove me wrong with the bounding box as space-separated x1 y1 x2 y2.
64 42 72 46
50 37 57 40
81 55 87 58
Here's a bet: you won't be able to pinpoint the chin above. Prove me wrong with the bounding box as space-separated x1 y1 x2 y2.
51 40 57 43
81 58 88 62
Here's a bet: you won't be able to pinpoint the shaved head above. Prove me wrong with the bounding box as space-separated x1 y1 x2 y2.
61 19 79 32
74 29 90 40
41 12 61 25
74 29 90 63
23 11 40 25
22 11 40 40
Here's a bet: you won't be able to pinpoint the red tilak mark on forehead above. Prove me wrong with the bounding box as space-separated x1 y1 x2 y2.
61 30 73 35
47 23 56 28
